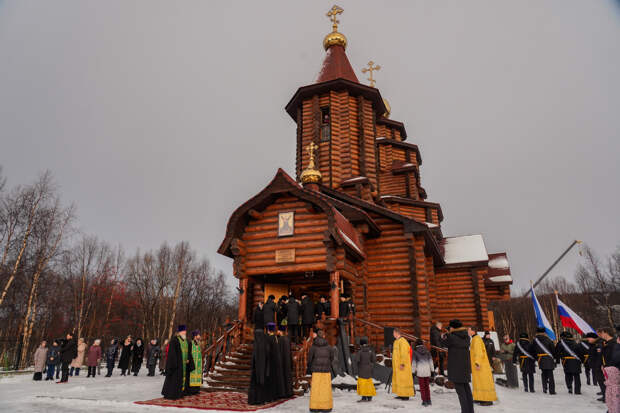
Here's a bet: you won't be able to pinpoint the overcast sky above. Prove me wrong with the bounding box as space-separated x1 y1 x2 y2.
1 1 619 293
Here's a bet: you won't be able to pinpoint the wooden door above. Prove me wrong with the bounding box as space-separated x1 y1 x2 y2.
264 283 289 302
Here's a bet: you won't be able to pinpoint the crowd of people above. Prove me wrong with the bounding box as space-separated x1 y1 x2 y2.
29 329 200 389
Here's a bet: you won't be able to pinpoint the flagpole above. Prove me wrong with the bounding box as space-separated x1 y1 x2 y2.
554 290 563 334
521 240 582 297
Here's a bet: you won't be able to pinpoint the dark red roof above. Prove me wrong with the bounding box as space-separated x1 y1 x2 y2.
316 45 359 83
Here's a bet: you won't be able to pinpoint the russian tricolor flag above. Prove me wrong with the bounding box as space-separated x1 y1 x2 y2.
556 296 595 335
530 286 556 340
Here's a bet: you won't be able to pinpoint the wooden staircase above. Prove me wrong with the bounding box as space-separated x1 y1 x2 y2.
201 321 312 395
203 343 253 392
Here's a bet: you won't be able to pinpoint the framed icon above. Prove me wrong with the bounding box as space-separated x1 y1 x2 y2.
278 212 294 237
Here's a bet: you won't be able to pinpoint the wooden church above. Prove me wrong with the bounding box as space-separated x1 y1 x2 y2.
218 6 512 345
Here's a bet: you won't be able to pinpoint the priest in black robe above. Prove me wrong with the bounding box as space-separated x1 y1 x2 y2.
278 325 294 398
162 325 195 400
265 322 287 401
248 329 270 405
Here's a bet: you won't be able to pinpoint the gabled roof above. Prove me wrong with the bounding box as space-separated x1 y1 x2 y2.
320 186 445 265
218 169 375 259
316 44 359 83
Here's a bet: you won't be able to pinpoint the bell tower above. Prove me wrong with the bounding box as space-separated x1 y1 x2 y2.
285 6 388 202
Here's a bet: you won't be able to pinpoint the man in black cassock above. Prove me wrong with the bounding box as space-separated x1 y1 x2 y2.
248 329 269 405
265 322 287 401
277 325 294 398
161 325 195 400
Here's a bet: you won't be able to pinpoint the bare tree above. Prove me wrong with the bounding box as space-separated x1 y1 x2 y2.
167 242 193 340
576 245 619 328
0 171 53 307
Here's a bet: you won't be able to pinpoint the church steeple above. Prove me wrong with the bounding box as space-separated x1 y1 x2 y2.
316 6 358 83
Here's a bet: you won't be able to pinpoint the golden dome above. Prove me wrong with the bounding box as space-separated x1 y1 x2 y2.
301 167 322 184
323 31 347 50
383 98 391 118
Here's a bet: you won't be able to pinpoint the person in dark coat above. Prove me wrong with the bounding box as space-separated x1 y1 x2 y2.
46 340 61 381
287 295 300 344
554 331 584 394
277 296 288 327
316 296 330 320
301 294 315 338
59 333 77 383
338 294 351 320
580 334 593 386
264 323 286 401
352 336 376 402
118 336 132 376
104 339 118 377
131 338 145 376
248 329 270 405
513 332 536 392
482 331 496 366
446 319 473 413
147 339 161 376
253 301 265 331
598 327 617 368
162 325 195 400
430 321 446 376
277 325 294 398
585 332 605 401
530 327 556 395
263 295 277 326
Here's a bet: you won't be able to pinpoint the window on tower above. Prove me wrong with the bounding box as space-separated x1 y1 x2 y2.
320 106 331 142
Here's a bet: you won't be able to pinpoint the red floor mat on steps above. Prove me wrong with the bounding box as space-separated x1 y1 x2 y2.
135 391 293 411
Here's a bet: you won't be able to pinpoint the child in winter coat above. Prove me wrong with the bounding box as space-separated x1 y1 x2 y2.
86 339 102 378
412 339 434 407
353 337 376 402
604 366 620 413
46 340 61 381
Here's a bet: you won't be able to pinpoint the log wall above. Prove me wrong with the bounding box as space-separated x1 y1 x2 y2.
364 214 416 345
241 195 328 276
433 266 490 330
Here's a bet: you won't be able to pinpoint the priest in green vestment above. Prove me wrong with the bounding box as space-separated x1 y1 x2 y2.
187 330 203 395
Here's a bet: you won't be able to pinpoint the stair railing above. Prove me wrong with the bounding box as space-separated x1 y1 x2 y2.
352 317 447 353
202 320 244 377
291 334 314 390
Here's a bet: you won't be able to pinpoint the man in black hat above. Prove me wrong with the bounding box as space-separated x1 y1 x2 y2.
446 319 474 413
161 325 194 400
529 327 556 395
584 332 606 402
554 331 584 394
286 294 300 344
301 294 315 339
513 332 536 392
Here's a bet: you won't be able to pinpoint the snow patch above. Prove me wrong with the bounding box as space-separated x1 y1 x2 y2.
489 256 509 269
443 235 488 264
488 275 513 283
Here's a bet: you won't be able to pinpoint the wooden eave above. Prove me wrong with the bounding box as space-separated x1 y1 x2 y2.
376 117 408 140
379 195 444 222
285 78 388 120
320 186 445 265
218 169 371 259
376 137 422 165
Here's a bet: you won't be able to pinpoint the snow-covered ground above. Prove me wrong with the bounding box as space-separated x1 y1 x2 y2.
0 371 607 412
